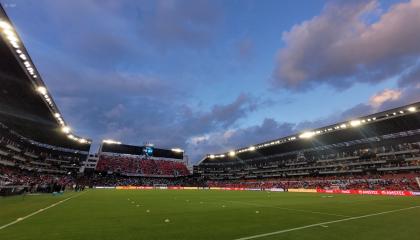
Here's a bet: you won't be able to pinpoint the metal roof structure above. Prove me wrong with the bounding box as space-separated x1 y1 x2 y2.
200 102 420 165
0 5 90 151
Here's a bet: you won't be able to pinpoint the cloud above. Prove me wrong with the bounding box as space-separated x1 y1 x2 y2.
369 89 402 108
138 0 223 50
398 64 420 88
185 118 294 160
273 0 420 91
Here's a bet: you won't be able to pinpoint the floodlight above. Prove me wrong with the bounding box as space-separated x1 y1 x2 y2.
102 139 122 144
61 126 71 134
228 151 235 157
3 29 15 38
350 120 361 127
209 154 215 159
36 86 47 95
248 146 256 151
54 113 61 118
0 20 12 30
11 41 18 48
407 107 416 112
299 131 315 139
171 148 184 153
7 35 18 43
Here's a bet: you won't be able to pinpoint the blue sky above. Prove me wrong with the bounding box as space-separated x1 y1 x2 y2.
2 0 420 163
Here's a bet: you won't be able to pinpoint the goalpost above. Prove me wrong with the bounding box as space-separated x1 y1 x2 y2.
416 177 420 189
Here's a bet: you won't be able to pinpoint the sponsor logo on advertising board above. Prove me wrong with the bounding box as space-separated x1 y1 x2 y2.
288 188 317 193
316 189 415 196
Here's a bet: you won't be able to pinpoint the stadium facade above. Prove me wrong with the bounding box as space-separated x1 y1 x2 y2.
0 5 91 195
196 103 420 182
0 3 419 194
92 142 189 177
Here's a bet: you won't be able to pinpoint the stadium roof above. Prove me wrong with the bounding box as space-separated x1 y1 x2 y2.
100 141 184 160
0 5 91 151
200 102 420 164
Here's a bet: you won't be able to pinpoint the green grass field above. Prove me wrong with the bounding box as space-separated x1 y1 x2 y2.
1 190 420 240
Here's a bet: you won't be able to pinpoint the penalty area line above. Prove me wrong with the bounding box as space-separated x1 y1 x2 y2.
0 192 86 231
233 205 420 240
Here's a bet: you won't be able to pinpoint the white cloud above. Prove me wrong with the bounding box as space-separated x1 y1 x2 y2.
369 89 402 108
273 0 420 90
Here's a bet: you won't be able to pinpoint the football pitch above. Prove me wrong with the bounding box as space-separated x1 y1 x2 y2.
1 190 420 240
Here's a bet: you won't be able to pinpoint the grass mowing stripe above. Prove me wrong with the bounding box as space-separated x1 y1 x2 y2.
0 191 86 231
226 200 351 218
233 205 420 240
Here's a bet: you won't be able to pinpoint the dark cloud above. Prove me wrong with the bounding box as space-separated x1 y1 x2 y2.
223 118 295 148
398 65 420 88
272 0 420 91
5 0 223 70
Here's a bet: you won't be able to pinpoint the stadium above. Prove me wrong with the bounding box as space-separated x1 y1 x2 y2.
1 2 420 240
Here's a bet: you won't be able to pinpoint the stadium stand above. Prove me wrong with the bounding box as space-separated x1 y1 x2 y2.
96 154 190 177
93 142 190 182
1 4 420 194
0 7 90 195
196 103 420 191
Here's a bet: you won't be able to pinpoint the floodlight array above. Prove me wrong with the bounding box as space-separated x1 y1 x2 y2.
102 139 122 145
171 148 184 153
206 105 418 160
0 17 90 144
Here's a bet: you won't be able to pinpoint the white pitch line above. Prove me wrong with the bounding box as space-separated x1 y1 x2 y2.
226 200 350 218
0 192 85 231
233 205 420 240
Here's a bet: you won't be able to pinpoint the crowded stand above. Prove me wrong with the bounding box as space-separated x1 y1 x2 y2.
96 154 190 177
206 173 420 191
0 123 88 174
0 165 74 193
82 173 200 187
0 123 90 195
198 141 420 181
